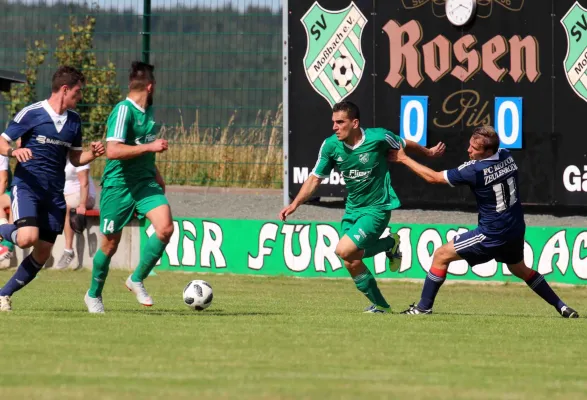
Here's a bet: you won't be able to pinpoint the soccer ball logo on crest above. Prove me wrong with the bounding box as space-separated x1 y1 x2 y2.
331 55 354 89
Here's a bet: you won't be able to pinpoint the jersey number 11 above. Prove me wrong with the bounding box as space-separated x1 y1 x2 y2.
493 177 517 213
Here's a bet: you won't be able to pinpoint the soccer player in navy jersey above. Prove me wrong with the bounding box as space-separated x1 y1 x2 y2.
0 66 105 311
389 125 578 318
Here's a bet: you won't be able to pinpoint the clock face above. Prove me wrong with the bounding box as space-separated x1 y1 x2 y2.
446 0 477 27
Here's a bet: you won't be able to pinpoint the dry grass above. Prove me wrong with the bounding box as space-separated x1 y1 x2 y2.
91 105 283 188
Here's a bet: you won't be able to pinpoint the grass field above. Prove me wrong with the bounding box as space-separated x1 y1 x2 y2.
1 269 586 400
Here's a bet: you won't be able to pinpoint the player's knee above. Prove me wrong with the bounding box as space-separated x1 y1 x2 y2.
17 232 38 248
101 240 119 257
335 244 353 261
155 223 174 244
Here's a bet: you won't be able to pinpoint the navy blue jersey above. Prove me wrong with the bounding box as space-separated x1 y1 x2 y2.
444 148 525 239
1 101 83 193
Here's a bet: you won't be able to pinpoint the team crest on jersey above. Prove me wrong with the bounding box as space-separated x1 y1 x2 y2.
301 2 367 106
562 2 587 103
358 153 369 164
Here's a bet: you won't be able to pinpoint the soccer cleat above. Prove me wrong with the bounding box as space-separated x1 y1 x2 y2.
0 295 12 312
401 303 433 315
55 251 75 270
385 232 402 272
559 305 579 319
84 291 105 314
363 304 391 313
125 275 154 307
0 244 13 261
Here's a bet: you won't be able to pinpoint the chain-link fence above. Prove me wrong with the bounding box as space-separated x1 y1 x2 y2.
0 0 283 188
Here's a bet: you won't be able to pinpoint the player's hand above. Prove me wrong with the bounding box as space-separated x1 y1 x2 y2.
388 146 408 163
90 141 105 158
76 205 87 216
12 148 32 163
149 139 169 153
279 203 298 221
428 142 446 158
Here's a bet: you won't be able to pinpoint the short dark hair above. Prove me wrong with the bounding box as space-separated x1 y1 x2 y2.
51 66 85 92
332 101 360 121
472 125 500 154
129 61 155 91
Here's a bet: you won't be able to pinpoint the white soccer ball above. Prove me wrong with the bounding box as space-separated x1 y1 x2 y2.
331 55 354 88
183 280 213 311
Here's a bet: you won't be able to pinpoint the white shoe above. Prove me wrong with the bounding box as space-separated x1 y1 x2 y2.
0 295 12 312
84 291 105 313
55 250 75 270
125 275 154 306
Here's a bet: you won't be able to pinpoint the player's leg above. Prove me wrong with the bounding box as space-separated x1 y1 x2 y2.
336 213 390 312
0 237 54 311
402 229 486 314
359 211 401 271
56 193 79 269
125 182 173 306
0 186 40 249
503 238 579 318
85 186 134 312
0 192 15 260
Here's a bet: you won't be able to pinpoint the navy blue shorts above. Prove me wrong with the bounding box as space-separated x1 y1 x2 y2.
11 185 66 243
453 228 525 266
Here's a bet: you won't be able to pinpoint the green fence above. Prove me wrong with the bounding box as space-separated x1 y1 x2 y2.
0 0 283 188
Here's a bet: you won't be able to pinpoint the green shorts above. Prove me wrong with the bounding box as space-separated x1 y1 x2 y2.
341 209 391 249
99 180 169 234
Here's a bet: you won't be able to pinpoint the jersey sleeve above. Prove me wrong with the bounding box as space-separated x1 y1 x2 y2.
380 129 406 150
444 161 477 187
0 156 8 171
106 104 131 142
75 163 91 173
310 140 335 178
2 113 33 142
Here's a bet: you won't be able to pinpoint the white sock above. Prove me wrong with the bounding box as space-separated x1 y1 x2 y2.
64 249 74 254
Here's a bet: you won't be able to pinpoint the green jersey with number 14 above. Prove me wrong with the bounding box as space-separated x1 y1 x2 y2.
101 98 158 187
311 128 405 211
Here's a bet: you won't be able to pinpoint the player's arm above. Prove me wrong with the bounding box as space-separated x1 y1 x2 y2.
76 167 90 214
69 143 105 167
389 146 447 184
105 104 167 160
0 117 33 162
404 139 446 158
279 140 333 221
106 140 168 160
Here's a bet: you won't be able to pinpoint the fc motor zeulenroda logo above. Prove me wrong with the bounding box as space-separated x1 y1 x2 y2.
562 1 587 103
301 2 367 106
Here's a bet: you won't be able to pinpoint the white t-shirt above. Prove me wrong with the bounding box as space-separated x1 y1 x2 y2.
64 158 96 197
0 155 8 172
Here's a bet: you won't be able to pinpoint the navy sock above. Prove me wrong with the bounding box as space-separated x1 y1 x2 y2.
525 271 565 310
418 267 447 310
0 255 43 296
0 224 17 245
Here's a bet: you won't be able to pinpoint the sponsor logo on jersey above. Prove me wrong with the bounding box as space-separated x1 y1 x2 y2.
36 135 72 147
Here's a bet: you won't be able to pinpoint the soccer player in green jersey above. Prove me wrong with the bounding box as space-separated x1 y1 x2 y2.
84 62 174 313
279 101 445 313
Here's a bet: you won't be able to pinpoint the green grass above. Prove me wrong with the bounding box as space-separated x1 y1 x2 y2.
1 270 586 400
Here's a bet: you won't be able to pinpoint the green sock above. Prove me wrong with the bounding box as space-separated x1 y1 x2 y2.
1 239 14 252
89 249 111 298
131 234 167 282
353 269 390 308
363 236 395 258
